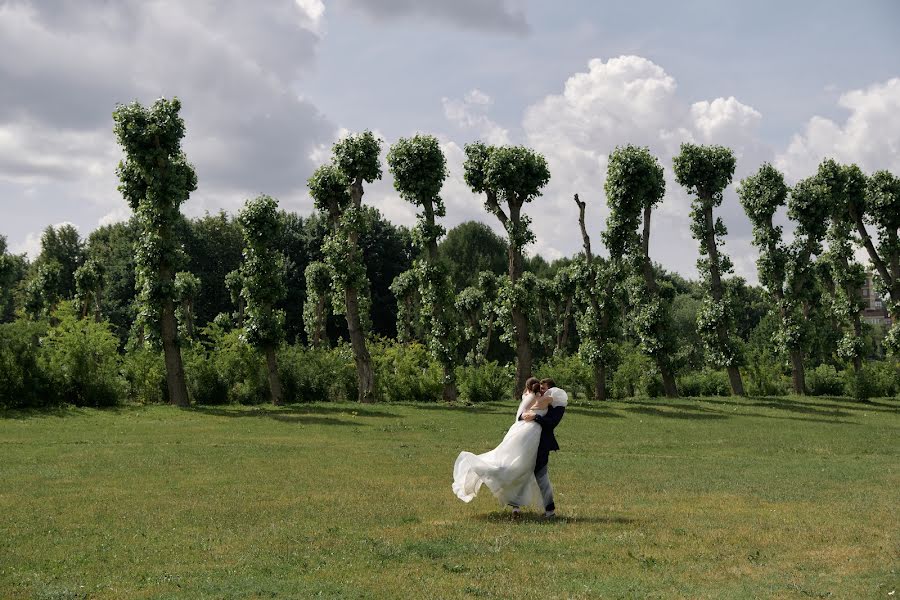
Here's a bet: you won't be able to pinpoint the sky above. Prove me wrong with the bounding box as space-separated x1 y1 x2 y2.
1 0 899 284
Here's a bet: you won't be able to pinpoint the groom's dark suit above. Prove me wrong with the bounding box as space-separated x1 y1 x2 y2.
532 404 565 472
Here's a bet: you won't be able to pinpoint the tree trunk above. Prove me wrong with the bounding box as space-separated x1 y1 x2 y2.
422 202 457 402
850 313 863 373
160 294 189 407
642 205 679 398
265 345 283 405
702 202 744 396
726 366 745 396
593 362 607 402
789 349 806 395
344 286 375 403
508 203 532 398
313 296 326 348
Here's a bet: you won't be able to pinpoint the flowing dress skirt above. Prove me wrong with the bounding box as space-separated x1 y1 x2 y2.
452 419 542 509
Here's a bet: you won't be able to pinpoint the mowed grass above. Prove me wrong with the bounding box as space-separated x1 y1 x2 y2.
1 395 898 599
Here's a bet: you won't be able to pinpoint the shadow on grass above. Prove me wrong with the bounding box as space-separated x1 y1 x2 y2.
473 511 639 525
188 404 398 424
0 404 137 420
562 406 627 419
621 398 860 425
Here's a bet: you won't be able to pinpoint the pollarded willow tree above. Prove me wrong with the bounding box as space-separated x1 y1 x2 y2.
224 269 245 327
387 134 458 401
74 258 103 321
303 261 332 348
738 164 830 394
860 170 900 353
463 142 550 396
817 160 867 372
237 195 287 405
174 271 201 340
24 261 62 319
308 131 381 403
603 145 679 397
113 97 197 407
572 194 620 401
673 143 745 396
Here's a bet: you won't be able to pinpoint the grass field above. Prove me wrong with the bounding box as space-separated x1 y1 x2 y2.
1 395 898 599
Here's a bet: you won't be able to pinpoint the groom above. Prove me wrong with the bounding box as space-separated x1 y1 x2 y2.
521 378 567 518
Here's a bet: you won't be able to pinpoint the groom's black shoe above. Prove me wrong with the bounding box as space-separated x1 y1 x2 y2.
542 510 556 520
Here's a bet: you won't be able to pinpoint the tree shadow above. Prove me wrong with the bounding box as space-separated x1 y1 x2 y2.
188 405 385 425
623 405 729 421
0 404 137 420
473 511 640 525
621 398 860 425
563 406 624 419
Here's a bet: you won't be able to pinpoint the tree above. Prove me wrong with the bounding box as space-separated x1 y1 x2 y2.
456 271 501 365
860 170 900 353
738 164 829 394
438 221 508 291
673 143 745 396
604 145 679 397
303 261 332 348
571 194 621 401
113 97 197 407
387 134 458 401
463 142 550 396
74 258 104 321
308 131 381 403
35 224 84 300
174 271 201 340
0 236 27 323
817 160 867 372
84 220 139 342
23 260 62 319
224 269 245 327
236 195 287 405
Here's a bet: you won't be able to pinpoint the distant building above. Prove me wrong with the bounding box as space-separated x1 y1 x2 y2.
860 271 892 326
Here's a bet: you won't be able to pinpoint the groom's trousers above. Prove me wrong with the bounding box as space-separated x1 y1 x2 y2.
534 462 555 512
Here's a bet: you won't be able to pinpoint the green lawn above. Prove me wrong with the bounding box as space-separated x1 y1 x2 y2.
1 395 898 599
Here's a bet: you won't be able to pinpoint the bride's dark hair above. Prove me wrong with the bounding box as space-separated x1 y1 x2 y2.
525 377 541 394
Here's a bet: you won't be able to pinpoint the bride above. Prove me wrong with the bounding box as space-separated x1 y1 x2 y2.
452 377 552 509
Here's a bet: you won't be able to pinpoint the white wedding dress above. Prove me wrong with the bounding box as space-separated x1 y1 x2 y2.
452 392 544 509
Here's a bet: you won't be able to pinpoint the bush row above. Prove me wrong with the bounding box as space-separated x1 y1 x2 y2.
2 311 898 409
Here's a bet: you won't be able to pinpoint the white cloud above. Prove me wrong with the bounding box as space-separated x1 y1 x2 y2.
442 90 510 145
520 56 768 279
776 78 900 182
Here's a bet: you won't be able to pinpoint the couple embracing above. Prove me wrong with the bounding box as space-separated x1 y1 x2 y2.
452 377 568 518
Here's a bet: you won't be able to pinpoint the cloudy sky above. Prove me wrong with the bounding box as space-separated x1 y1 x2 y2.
2 0 899 283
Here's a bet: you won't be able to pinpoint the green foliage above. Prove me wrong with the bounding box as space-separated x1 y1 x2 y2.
74 258 104 319
534 353 594 401
865 170 900 353
371 340 443 402
0 319 51 408
278 343 357 403
0 236 28 323
113 97 197 343
438 221 508 291
571 257 620 369
677 369 731 397
807 364 845 396
455 271 501 365
33 224 84 301
610 344 658 399
333 130 383 185
455 361 514 404
23 260 62 319
121 348 167 404
602 144 666 258
182 344 228 405
236 195 287 349
303 261 333 347
39 304 122 406
83 220 139 342
202 325 268 405
174 271 201 338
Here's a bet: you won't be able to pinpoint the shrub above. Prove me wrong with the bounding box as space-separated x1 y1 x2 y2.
371 340 442 402
678 369 731 397
535 353 594 401
862 360 899 398
611 345 657 399
807 364 845 397
209 329 268 405
0 319 52 408
40 305 122 407
744 351 791 397
183 344 228 405
456 361 514 404
278 343 357 403
121 348 167 404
